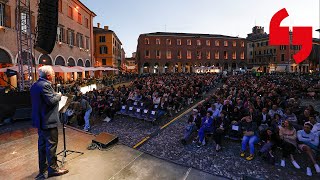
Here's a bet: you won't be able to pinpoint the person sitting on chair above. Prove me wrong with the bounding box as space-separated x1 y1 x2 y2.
181 109 201 145
197 111 214 147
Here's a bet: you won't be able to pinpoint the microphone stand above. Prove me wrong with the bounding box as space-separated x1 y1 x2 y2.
57 95 83 166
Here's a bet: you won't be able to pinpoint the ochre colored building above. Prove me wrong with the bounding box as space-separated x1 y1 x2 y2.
93 24 122 70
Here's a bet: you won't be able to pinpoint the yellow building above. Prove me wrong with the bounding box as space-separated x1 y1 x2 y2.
93 24 122 69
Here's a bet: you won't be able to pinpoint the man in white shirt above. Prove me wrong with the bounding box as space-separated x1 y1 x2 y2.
214 99 223 113
268 105 284 119
309 116 320 136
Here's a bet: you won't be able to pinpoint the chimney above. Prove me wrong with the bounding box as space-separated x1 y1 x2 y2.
104 26 109 30
97 23 100 28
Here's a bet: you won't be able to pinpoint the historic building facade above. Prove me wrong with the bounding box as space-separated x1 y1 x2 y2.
246 26 313 73
0 0 96 86
93 24 122 70
124 57 138 73
136 32 247 74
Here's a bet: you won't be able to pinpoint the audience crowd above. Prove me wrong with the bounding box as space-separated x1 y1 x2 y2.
182 73 320 177
59 71 320 176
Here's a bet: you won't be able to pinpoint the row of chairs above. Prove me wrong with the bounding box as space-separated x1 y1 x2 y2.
116 105 159 123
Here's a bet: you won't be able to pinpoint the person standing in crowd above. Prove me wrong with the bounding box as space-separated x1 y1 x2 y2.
78 96 92 132
31 66 68 179
297 122 320 176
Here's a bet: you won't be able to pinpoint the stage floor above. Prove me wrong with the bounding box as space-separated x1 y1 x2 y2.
0 126 226 180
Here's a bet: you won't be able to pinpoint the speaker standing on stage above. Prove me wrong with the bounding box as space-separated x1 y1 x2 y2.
31 65 69 179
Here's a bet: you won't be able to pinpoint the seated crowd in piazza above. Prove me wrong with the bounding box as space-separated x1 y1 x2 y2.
182 73 320 177
65 72 320 177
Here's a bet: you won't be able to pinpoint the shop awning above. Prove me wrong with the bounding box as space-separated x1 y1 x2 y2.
0 67 7 72
52 65 82 73
276 65 287 72
8 65 36 72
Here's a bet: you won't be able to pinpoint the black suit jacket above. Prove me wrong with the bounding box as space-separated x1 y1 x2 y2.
256 113 272 126
31 78 61 129
188 114 201 129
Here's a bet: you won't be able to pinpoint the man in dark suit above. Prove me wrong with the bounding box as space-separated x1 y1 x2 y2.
256 108 272 132
181 109 201 145
31 66 68 179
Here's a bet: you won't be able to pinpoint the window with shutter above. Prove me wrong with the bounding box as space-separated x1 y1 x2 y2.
4 4 11 28
31 15 35 34
0 3 4 26
63 29 67 43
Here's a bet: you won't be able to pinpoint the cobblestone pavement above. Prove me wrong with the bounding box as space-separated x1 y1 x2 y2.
138 111 320 180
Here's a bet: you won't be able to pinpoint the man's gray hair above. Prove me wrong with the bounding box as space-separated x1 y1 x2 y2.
38 65 54 78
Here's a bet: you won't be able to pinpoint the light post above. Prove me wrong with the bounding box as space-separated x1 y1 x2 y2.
316 29 320 71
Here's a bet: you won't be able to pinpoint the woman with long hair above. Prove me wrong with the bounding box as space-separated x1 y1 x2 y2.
278 120 300 169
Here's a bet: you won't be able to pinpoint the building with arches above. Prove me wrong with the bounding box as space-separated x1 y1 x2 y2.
246 26 315 73
136 32 247 74
0 0 96 87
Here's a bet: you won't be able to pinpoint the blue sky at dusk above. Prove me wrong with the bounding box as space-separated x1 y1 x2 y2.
81 0 319 57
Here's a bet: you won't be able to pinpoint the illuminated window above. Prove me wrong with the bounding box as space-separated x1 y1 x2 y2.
224 41 228 47
187 39 192 45
187 50 191 59
232 41 236 47
145 38 149 45
196 51 201 59
206 40 210 46
241 41 245 47
166 50 171 59
224 51 228 59
177 39 181 45
232 51 236 59
240 52 245 60
215 40 220 46
206 51 210 59
166 39 171 45
156 50 161 58
156 38 160 45
215 51 219 59
177 50 182 59
197 40 201 46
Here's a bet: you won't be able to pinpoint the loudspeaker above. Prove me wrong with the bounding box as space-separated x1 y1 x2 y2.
34 0 58 54
92 132 119 148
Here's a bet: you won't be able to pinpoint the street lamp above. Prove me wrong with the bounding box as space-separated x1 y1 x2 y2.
316 29 320 71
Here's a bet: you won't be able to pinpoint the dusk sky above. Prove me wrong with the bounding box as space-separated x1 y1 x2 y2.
81 0 319 57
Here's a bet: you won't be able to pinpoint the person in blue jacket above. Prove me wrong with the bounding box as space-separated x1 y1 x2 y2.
197 111 214 147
